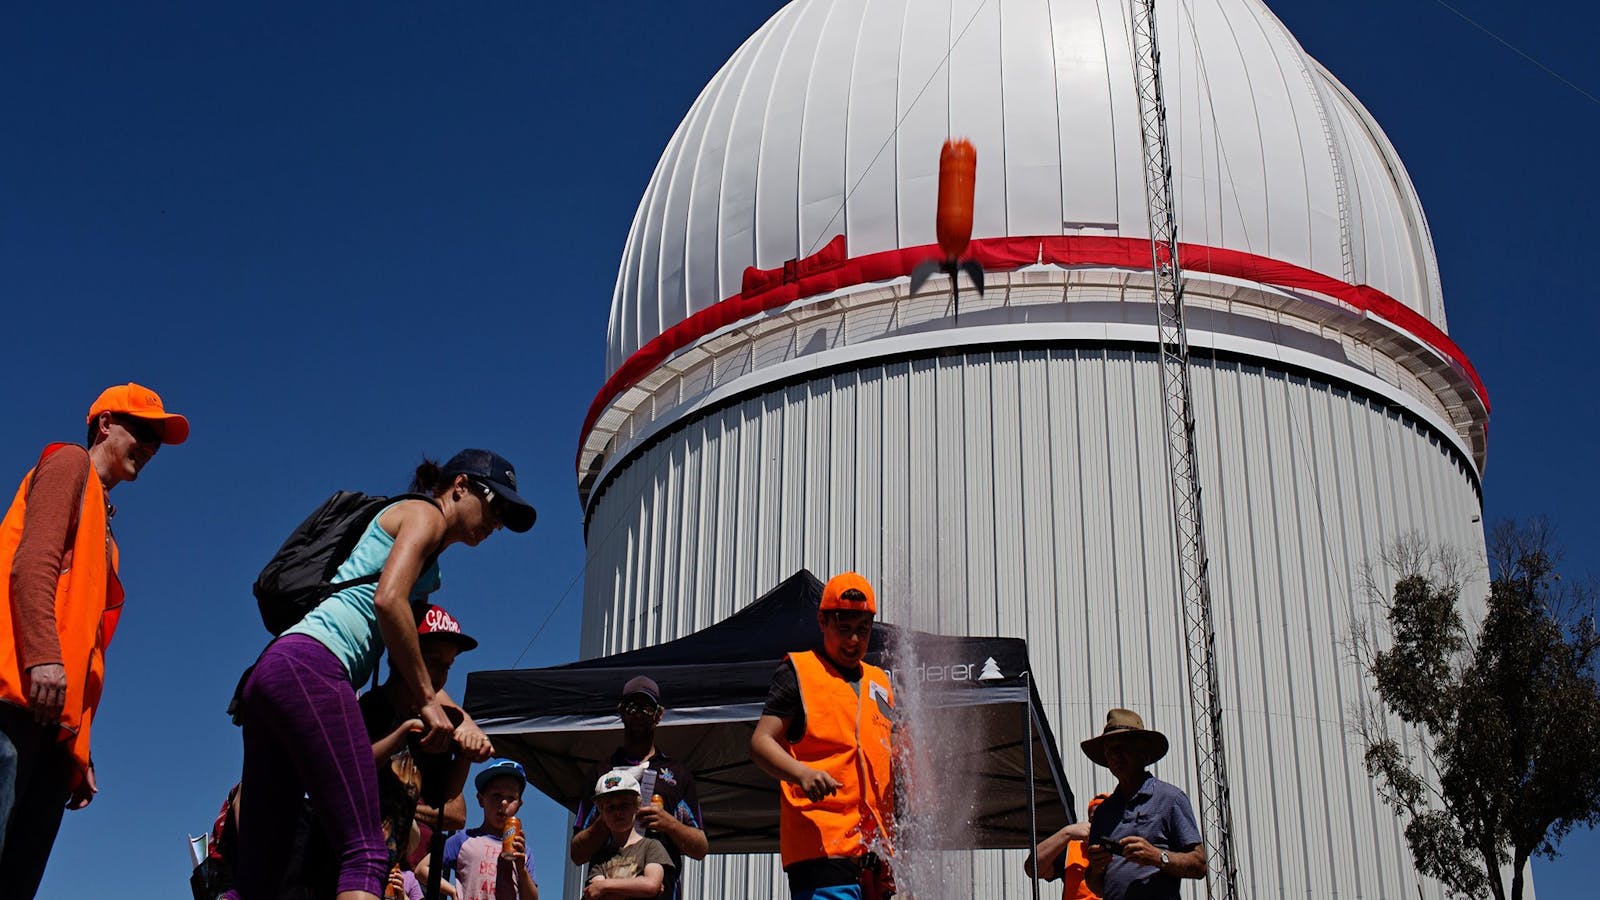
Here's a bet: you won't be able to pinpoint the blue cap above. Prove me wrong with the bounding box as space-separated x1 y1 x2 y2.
442 448 536 533
474 759 527 793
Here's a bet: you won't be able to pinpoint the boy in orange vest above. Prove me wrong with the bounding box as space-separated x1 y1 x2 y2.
0 383 188 897
752 572 896 900
1025 792 1110 899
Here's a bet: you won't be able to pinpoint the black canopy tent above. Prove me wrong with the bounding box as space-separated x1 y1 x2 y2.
464 570 1075 855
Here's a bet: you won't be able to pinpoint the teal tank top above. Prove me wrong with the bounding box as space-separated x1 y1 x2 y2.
283 501 443 687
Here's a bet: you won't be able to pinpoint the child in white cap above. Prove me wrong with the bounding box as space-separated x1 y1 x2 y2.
582 768 675 899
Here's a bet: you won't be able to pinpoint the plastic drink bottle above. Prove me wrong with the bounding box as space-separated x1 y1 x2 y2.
503 816 522 855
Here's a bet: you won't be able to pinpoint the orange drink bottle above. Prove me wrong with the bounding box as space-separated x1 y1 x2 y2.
503 816 522 855
385 866 403 899
652 794 664 809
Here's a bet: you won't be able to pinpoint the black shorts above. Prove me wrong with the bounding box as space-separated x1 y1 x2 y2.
785 854 894 892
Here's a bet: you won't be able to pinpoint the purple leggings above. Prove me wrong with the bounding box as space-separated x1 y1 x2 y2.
231 634 387 897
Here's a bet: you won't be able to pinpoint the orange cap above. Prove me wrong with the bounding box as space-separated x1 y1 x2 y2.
1086 792 1111 819
820 572 876 615
87 383 190 445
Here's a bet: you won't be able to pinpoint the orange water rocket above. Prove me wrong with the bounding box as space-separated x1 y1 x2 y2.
910 138 985 316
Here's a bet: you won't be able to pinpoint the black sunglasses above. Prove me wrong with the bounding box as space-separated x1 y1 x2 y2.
112 414 162 445
620 699 660 715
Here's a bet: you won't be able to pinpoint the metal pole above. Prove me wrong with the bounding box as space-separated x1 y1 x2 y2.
1128 1 1237 896
424 802 447 900
1023 671 1040 900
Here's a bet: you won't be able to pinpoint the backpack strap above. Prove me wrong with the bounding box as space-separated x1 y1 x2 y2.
325 493 445 594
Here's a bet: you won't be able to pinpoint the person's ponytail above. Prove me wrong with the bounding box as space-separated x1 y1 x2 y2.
410 458 446 495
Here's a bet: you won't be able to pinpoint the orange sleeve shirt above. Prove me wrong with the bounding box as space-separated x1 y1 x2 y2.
8 446 90 671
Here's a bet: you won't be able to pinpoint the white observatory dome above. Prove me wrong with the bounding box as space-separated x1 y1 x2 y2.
580 0 1487 504
562 4 1500 897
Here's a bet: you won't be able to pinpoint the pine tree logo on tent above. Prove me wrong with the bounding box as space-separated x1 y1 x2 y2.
978 657 1004 681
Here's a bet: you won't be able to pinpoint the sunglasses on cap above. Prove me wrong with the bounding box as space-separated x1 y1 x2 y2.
467 479 509 518
112 414 162 445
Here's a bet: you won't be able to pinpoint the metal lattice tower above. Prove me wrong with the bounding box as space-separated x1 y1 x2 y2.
1128 1 1238 897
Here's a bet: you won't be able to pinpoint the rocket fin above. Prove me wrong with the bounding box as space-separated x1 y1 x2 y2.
909 259 941 295
958 259 986 296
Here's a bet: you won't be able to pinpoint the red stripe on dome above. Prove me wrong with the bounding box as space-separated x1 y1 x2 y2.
578 236 1488 470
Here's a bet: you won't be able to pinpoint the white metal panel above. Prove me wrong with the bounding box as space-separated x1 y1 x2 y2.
891 0 951 251
1051 0 1120 228
654 84 718 344
1325 82 1436 326
610 164 657 373
1235 1 1317 265
685 31 763 315
631 126 682 366
998 0 1064 238
1099 0 1151 238
797 0 863 262
714 8 793 297
1255 8 1350 280
1173 0 1271 258
753 0 826 270
580 349 1482 900
989 351 1028 642
948 0 1009 242
843 0 909 256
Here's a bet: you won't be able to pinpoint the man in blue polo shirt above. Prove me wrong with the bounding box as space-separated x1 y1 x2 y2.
1082 709 1207 899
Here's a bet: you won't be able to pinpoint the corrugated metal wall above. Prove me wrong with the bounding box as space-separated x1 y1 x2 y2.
575 346 1486 900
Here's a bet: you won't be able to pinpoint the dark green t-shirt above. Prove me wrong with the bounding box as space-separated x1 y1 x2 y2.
586 836 675 884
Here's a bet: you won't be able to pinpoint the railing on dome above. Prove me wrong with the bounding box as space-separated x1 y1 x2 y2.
1129 1 1239 898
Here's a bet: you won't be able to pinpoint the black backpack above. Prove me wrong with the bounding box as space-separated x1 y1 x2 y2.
251 491 436 635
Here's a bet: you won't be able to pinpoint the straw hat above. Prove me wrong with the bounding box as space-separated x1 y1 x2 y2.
1080 708 1169 767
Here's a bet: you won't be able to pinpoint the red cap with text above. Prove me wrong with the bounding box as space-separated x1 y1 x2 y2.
416 604 478 651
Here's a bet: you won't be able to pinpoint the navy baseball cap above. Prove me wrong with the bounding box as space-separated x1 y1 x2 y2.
621 676 661 705
474 759 527 793
442 449 536 533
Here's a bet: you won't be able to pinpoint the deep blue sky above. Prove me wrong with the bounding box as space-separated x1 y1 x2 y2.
2 2 1595 897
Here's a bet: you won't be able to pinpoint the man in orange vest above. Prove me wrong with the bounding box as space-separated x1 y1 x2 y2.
752 572 897 900
0 382 188 896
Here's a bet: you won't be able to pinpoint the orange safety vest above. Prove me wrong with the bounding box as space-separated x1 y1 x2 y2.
1060 839 1097 899
0 444 122 787
778 649 896 868
1062 792 1110 898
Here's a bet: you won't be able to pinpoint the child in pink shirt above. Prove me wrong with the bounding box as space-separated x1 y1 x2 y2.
443 760 538 899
